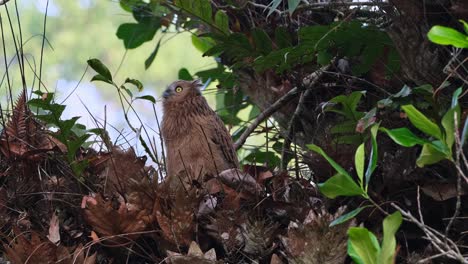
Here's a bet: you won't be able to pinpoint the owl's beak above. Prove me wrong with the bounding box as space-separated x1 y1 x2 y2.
162 89 173 99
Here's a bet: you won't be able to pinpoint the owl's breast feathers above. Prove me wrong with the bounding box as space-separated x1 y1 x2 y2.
162 95 239 179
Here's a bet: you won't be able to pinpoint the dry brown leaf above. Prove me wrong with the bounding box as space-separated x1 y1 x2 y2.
71 244 97 264
243 165 273 184
283 207 354 264
3 228 59 264
98 147 147 194
421 183 468 201
0 91 66 160
47 212 60 244
83 195 147 246
270 253 283 264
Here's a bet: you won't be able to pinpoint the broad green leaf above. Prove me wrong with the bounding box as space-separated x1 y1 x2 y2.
355 143 365 186
348 242 365 264
145 39 161 69
124 78 143 91
378 211 402 264
192 34 217 54
244 151 280 166
178 68 193 80
330 206 369 227
252 29 273 55
416 143 448 167
335 134 363 145
348 227 380 264
381 127 428 147
364 124 379 187
401 105 442 139
90 74 113 85
87 59 112 82
193 0 213 23
288 0 300 15
116 22 158 49
275 27 292 48
307 144 352 178
318 173 365 199
214 10 229 34
317 50 333 66
330 120 356 134
136 95 156 104
427 25 468 48
441 106 460 148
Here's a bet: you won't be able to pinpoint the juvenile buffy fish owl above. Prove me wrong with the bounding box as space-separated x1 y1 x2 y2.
161 80 239 184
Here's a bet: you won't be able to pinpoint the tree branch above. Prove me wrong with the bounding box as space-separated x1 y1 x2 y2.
234 64 331 151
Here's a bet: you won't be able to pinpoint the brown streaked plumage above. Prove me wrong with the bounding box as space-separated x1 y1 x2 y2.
161 80 239 185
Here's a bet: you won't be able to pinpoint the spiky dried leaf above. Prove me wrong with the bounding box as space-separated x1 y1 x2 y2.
283 207 354 264
82 195 148 246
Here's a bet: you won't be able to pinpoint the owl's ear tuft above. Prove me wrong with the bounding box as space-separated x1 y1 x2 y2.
192 79 203 88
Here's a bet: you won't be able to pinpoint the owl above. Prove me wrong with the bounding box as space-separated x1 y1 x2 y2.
161 80 239 186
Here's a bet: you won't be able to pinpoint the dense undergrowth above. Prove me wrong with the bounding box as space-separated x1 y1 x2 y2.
0 0 467 263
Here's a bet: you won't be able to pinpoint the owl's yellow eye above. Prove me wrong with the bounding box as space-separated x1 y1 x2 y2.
175 86 183 93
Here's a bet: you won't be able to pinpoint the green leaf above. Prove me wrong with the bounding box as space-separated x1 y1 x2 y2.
318 173 365 199
348 242 365 264
462 116 468 147
416 143 448 167
307 144 352 178
145 39 161 69
90 74 113 84
378 211 402 264
317 50 333 66
427 25 468 48
214 10 229 34
330 120 356 134
348 227 379 264
244 151 280 166
193 0 213 23
178 68 193 80
192 34 217 54
364 124 379 187
460 20 468 34
124 78 143 91
450 87 462 108
267 0 282 17
381 127 428 147
355 143 365 187
252 29 273 55
116 22 158 49
330 206 369 227
87 59 113 82
275 27 292 48
401 105 442 139
441 106 460 148
288 0 300 14
135 95 156 104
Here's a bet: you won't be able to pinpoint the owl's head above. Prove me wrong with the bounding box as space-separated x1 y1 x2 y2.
162 79 203 103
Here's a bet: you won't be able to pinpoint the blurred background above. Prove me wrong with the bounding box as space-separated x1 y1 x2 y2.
0 0 216 157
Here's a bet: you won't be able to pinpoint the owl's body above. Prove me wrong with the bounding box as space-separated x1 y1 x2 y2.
161 80 239 184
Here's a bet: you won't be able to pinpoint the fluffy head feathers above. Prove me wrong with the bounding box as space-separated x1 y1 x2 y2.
162 79 203 104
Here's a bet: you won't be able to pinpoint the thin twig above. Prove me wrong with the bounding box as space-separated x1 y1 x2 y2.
445 112 462 238
281 89 310 171
234 87 299 150
235 63 331 151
